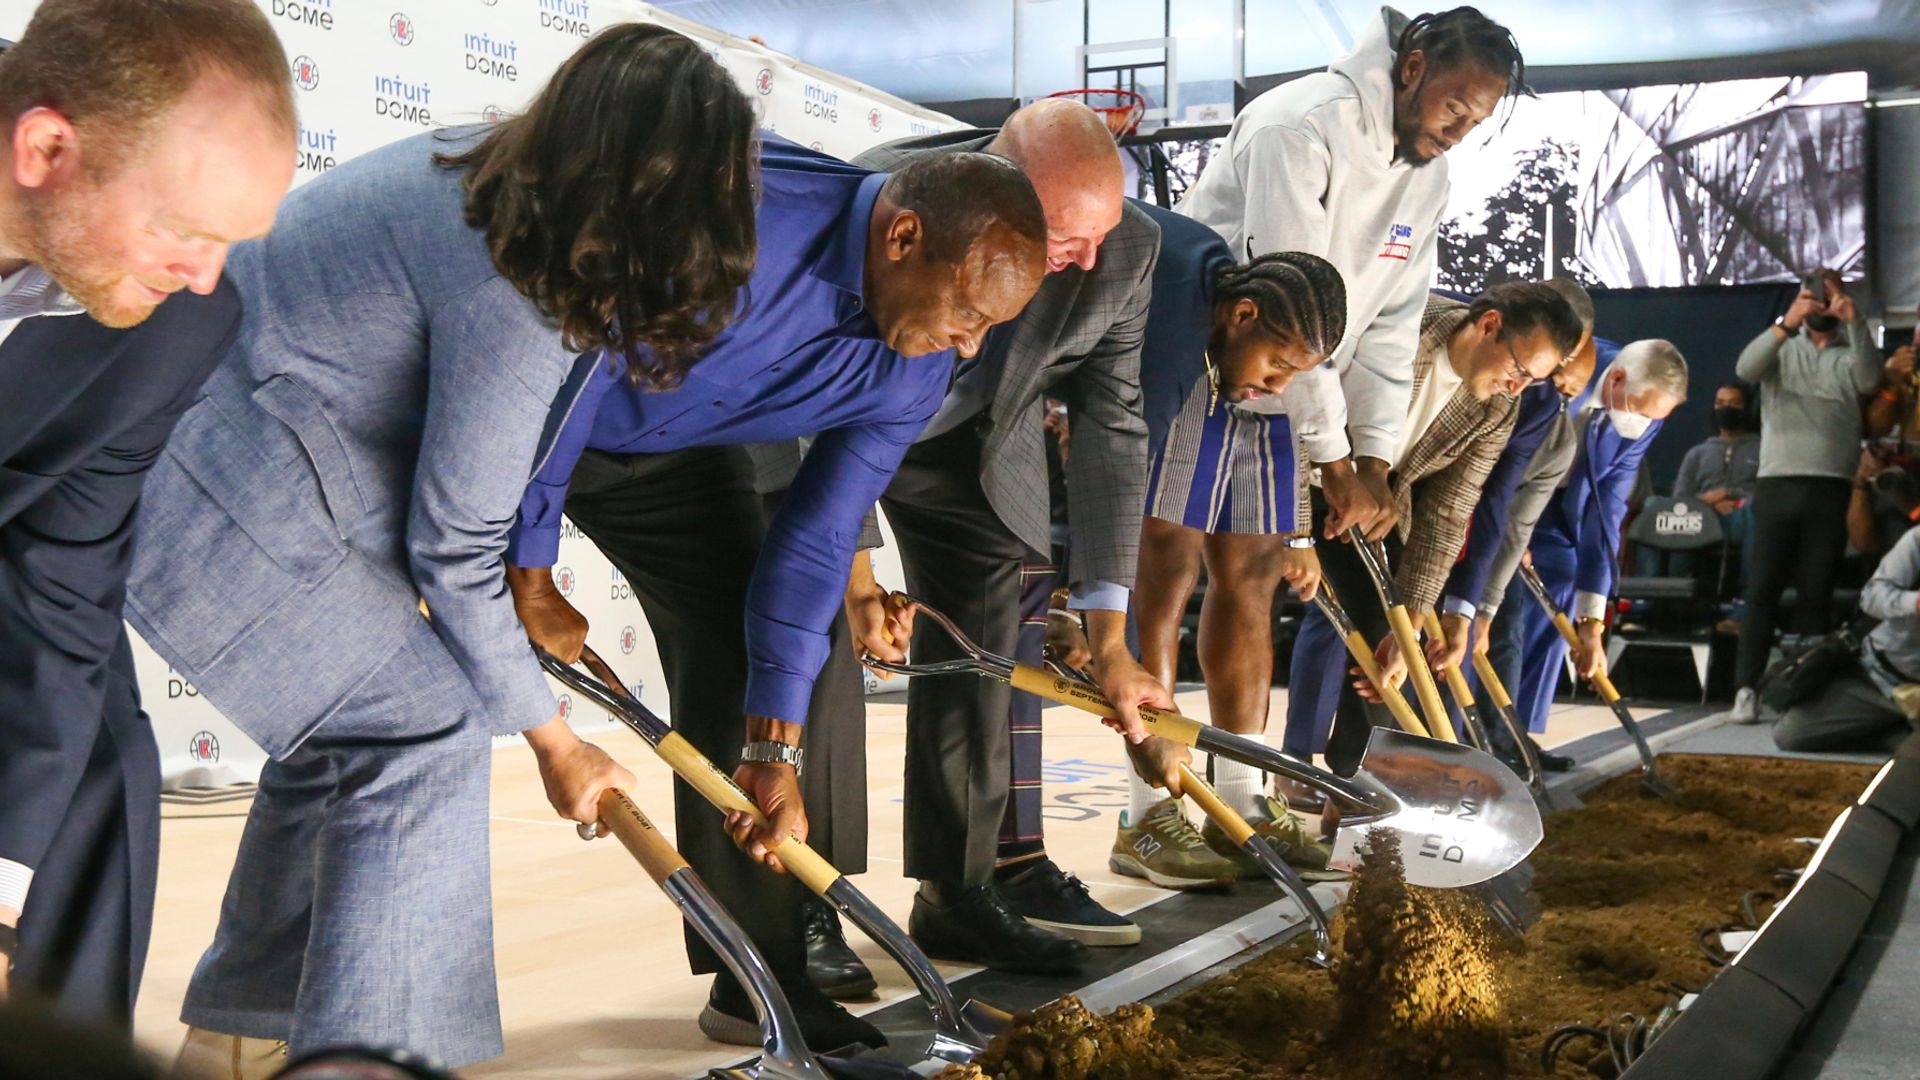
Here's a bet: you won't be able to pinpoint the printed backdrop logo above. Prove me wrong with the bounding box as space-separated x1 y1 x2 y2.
270 0 334 31
620 626 637 655
291 54 320 91
867 108 882 132
556 693 573 722
481 104 507 122
188 731 220 764
755 68 773 95
464 31 519 80
538 0 590 38
809 141 824 151
553 566 576 597
297 124 338 175
389 12 414 45
373 73 433 127
803 81 840 123
1379 222 1414 261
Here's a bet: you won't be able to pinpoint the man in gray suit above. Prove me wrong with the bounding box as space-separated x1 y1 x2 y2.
765 99 1180 978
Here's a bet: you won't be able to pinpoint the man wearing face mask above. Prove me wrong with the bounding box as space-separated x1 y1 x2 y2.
1728 270 1880 724
1671 383 1760 551
1501 340 1689 738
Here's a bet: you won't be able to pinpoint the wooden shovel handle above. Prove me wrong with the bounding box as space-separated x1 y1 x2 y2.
1178 764 1254 845
1385 604 1457 743
652 731 844 896
1422 611 1482 710
1336 627 1431 738
598 788 688 885
1006 664 1208 746
1543 610 1625 704
1471 651 1514 709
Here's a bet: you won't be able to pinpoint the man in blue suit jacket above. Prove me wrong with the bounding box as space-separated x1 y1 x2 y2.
0 0 295 1024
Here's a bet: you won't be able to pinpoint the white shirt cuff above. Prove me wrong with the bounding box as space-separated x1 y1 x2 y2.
1573 591 1609 622
0 858 32 914
1068 580 1130 613
1440 595 1478 619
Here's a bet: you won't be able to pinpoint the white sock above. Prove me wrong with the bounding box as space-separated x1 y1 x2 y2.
1126 769 1164 826
1211 735 1269 819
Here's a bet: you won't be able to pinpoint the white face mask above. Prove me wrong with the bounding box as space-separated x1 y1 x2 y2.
1604 376 1653 439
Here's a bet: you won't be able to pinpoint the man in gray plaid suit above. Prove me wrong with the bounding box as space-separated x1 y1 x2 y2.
755 99 1177 980
1283 284 1583 773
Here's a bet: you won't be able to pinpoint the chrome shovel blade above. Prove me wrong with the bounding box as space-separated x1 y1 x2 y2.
1327 727 1546 889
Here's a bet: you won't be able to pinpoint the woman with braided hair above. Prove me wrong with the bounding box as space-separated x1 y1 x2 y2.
1104 201 1349 890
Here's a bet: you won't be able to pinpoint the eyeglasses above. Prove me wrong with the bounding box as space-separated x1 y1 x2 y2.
1499 333 1560 389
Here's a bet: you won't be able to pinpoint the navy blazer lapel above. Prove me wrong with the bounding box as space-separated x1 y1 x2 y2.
0 312 134 460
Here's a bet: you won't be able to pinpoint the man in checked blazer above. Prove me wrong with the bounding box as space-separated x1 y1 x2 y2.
754 99 1175 979
1281 284 1582 776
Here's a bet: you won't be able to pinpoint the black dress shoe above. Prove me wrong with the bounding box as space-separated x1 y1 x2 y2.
908 883 1087 975
1529 736 1575 772
803 896 877 1001
698 968 886 1054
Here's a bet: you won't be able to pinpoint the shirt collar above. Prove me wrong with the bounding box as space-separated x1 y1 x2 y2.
812 171 887 305
0 264 85 320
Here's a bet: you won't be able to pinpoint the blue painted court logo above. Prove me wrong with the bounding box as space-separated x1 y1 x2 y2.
1379 222 1414 261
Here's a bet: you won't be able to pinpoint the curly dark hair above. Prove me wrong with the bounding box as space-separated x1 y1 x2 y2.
435 23 758 388
1215 251 1349 361
1397 7 1528 100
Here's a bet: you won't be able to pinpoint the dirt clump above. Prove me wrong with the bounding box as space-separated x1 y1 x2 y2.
930 997 1172 1080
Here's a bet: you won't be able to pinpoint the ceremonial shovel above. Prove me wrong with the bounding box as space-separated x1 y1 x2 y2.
538 647 1007 1066
1516 564 1680 800
861 599 1543 890
589 788 917 1080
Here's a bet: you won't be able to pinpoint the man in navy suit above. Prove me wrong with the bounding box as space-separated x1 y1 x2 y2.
0 0 294 1024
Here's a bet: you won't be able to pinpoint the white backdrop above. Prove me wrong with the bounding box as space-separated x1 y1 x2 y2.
0 0 953 789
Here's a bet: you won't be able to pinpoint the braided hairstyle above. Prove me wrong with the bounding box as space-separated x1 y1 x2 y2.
1213 252 1348 362
1396 7 1528 100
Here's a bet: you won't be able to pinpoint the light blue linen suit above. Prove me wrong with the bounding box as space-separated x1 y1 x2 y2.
125 127 594 1065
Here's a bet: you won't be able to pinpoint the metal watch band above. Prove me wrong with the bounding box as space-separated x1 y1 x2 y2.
740 740 805 775
1283 536 1315 549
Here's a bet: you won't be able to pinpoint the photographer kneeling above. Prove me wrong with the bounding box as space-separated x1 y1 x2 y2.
1773 524 1920 754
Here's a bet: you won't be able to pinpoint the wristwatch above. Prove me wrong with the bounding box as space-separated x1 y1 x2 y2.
740 740 805 775
1283 535 1315 549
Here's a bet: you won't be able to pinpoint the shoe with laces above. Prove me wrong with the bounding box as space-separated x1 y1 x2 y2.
802 895 877 1001
908 882 1087 974
1109 796 1237 890
996 856 1140 946
1201 795 1346 882
697 967 886 1054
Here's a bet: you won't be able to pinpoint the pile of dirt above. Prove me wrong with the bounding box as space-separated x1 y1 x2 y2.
938 754 1875 1080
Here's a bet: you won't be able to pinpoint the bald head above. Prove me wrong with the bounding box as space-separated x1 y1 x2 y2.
988 98 1125 273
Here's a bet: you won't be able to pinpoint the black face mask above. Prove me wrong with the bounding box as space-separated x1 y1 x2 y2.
1713 406 1745 432
1804 313 1842 334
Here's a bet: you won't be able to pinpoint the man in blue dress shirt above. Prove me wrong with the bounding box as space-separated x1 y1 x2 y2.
507 139 1046 1050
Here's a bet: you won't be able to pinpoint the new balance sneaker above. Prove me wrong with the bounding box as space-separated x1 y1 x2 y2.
1201 795 1346 882
1109 797 1237 890
1729 686 1760 725
997 856 1140 946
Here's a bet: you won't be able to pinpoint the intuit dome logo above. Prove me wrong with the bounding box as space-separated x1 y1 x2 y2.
464 31 519 81
803 82 840 123
296 124 338 175
373 72 433 126
538 0 591 38
389 11 415 45
910 120 941 136
270 0 333 31
292 54 320 91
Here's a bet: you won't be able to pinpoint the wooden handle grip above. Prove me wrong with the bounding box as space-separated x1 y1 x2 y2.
1341 629 1430 738
599 788 688 885
652 733 843 897
1472 651 1514 709
1385 604 1456 743
1178 764 1253 845
1544 611 1623 702
1007 664 1206 747
1422 611 1481 705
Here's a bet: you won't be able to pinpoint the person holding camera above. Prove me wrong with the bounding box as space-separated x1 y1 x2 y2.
1848 447 1920 559
1729 269 1881 723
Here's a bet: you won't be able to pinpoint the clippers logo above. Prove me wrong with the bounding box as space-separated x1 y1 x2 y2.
755 68 773 95
538 0 591 38
463 31 519 80
809 141 824 151
296 124 338 175
553 566 576 597
1656 503 1705 536
803 82 839 123
867 108 882 132
620 626 638 655
291 55 321 91
389 12 415 45
270 0 334 31
556 693 573 722
1379 222 1414 261
188 731 221 764
373 73 433 126
481 104 507 122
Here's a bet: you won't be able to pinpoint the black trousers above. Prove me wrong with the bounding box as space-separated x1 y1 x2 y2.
1309 488 1404 777
565 446 856 977
12 636 159 1028
1736 476 1854 689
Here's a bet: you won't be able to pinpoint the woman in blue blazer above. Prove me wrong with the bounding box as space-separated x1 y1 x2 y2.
124 25 759 1067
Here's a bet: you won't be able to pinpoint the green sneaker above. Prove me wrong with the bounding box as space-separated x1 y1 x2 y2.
1110 797 1238 890
1200 796 1347 882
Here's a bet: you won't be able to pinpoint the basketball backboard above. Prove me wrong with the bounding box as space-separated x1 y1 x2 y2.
1015 0 1240 134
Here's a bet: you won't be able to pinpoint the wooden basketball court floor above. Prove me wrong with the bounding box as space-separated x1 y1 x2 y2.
142 688 1622 1078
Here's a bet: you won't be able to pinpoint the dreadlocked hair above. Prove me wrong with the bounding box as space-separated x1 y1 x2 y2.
1397 6 1529 101
1214 252 1348 361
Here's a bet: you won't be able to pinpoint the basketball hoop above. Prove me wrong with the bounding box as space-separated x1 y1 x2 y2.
1045 88 1147 140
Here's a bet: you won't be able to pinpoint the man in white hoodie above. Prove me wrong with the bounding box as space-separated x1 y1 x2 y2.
1134 6 1525 824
